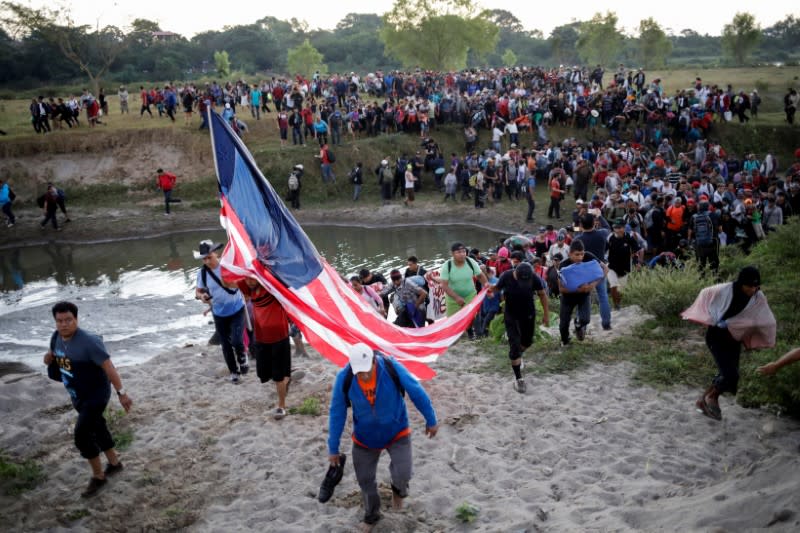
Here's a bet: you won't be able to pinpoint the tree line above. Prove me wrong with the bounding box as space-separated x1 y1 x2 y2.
0 0 798 90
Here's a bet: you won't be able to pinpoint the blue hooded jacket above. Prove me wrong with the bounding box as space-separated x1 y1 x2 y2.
327 355 437 455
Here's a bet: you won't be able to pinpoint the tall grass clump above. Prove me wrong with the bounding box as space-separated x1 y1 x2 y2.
624 262 709 325
0 451 45 495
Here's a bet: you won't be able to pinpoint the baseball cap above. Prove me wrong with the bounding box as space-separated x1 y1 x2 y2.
515 262 534 286
612 218 625 228
575 199 585 205
347 343 374 374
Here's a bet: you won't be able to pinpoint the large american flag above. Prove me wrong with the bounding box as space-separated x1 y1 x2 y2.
207 110 484 379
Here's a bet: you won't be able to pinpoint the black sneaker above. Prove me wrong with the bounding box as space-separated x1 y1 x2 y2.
575 324 586 341
363 512 382 525
602 325 612 331
104 462 124 477
81 477 107 498
318 453 346 503
240 364 249 375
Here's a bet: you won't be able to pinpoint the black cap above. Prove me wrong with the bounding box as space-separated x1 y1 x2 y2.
736 266 761 287
515 262 534 283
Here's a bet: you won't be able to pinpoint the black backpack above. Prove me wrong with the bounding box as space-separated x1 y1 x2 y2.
342 354 404 408
693 213 714 246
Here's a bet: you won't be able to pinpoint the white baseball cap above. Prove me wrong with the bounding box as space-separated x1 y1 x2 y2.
347 343 374 374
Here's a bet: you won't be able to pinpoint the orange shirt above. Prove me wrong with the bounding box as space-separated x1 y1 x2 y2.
357 369 378 406
666 205 686 231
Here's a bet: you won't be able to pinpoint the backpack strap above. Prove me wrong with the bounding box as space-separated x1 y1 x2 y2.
202 265 237 295
342 354 405 408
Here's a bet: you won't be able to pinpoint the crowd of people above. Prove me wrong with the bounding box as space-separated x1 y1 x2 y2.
25 65 799 149
22 64 800 533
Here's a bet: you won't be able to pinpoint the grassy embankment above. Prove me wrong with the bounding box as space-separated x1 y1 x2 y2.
479 219 800 416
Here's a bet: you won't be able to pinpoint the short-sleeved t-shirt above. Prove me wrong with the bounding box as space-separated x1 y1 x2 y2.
49 328 110 406
196 264 245 318
440 257 480 312
495 268 546 318
238 283 289 343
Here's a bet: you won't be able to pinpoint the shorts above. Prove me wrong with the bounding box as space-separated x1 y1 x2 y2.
607 270 628 289
252 337 291 383
405 188 415 201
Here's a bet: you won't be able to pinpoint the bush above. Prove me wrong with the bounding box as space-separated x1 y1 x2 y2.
455 502 480 523
624 262 709 325
289 397 321 416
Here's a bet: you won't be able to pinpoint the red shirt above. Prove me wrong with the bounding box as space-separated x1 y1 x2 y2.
550 177 562 199
157 172 176 191
495 258 512 275
238 283 289 343
301 107 313 125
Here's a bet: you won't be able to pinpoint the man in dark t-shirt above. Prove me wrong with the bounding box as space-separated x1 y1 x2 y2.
44 301 132 498
607 219 641 310
574 213 612 330
557 240 608 345
489 263 550 394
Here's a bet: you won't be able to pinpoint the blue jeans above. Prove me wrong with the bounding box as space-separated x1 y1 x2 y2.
292 126 303 145
595 279 611 328
476 308 497 337
2 202 14 224
353 184 362 201
213 308 246 374
321 163 335 184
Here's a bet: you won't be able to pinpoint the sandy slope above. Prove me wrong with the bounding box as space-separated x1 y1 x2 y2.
1 307 799 532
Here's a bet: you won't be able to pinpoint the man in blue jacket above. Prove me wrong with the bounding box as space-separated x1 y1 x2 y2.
327 343 438 529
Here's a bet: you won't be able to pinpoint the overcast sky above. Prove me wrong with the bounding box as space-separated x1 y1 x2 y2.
25 0 793 38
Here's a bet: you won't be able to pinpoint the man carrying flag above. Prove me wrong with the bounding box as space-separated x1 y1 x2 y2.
204 109 485 380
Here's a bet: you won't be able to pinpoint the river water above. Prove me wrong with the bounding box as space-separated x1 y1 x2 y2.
0 225 502 369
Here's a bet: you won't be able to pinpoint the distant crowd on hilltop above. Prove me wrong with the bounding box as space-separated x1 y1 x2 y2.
26 65 800 144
